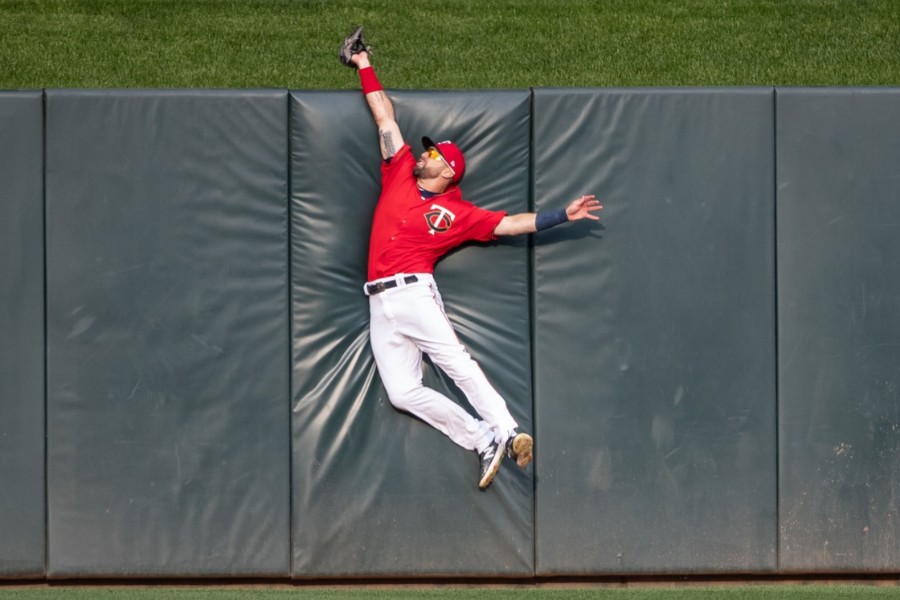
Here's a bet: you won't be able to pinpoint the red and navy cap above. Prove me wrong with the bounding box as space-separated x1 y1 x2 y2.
423 136 466 184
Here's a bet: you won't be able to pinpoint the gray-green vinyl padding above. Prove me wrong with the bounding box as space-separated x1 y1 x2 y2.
3 86 897 580
45 90 291 577
0 91 46 578
290 90 533 577
532 88 778 575
777 88 900 572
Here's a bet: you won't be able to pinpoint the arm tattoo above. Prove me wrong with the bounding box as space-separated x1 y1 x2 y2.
380 129 396 157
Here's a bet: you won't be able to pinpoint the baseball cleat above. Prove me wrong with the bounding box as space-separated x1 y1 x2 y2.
478 440 505 490
506 432 534 468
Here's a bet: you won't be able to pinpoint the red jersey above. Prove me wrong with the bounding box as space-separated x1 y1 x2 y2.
367 144 506 281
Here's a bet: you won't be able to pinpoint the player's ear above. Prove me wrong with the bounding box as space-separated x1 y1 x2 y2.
440 168 454 181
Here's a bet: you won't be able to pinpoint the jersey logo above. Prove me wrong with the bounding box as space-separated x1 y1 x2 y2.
424 204 457 235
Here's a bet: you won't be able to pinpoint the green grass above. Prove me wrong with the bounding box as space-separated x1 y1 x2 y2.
1 0 898 89
1 588 900 600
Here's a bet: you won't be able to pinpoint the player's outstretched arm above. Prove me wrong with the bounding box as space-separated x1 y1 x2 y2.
351 52 405 160
494 195 602 236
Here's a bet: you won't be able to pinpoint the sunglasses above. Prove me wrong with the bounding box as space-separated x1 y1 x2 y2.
426 147 456 175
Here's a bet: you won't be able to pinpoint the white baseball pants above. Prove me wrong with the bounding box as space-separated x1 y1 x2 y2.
366 273 518 453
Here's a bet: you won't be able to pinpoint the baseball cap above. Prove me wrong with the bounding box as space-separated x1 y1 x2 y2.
422 136 465 183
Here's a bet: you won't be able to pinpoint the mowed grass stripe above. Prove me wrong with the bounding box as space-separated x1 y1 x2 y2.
1 0 898 89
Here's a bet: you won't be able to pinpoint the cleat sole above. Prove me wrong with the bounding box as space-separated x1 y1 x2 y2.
510 434 533 468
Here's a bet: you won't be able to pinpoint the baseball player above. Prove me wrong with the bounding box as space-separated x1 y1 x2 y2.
340 27 602 490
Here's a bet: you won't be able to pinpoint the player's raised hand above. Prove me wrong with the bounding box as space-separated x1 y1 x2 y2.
350 51 369 69
564 194 602 221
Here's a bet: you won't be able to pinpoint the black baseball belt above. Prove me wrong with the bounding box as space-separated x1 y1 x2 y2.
366 275 419 296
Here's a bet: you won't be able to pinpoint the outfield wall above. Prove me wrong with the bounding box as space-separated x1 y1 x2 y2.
0 88 898 579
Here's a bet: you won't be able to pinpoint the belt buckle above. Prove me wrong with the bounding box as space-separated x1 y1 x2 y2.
373 282 387 294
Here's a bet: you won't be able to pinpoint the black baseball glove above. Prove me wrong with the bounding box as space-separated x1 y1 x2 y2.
339 25 372 68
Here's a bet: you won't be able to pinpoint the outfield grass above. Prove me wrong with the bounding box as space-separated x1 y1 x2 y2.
1 587 900 600
1 0 898 89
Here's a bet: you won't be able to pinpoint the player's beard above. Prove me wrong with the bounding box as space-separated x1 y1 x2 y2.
414 161 442 179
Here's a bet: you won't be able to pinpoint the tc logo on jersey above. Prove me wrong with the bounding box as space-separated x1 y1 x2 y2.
424 204 457 235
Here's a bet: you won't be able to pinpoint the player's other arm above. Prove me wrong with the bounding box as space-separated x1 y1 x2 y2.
494 194 602 236
351 52 405 160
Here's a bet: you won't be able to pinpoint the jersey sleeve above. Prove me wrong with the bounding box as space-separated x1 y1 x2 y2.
463 205 507 242
381 144 414 185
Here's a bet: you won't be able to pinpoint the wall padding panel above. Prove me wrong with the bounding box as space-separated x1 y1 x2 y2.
532 88 777 574
290 90 533 577
777 88 900 572
45 90 290 577
0 91 46 578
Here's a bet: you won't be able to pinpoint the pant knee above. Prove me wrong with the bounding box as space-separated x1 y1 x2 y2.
385 385 422 412
430 347 480 382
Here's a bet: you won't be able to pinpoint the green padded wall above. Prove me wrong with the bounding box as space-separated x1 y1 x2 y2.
0 91 45 578
290 90 533 577
532 89 778 574
4 86 897 580
45 90 290 577
777 88 900 572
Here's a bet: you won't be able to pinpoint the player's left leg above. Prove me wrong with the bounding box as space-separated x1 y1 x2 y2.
384 276 522 488
408 281 534 470
395 279 518 440
369 287 493 453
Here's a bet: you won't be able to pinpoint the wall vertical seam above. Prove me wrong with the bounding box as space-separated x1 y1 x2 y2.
286 90 295 579
41 88 50 579
772 85 782 574
527 86 537 576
